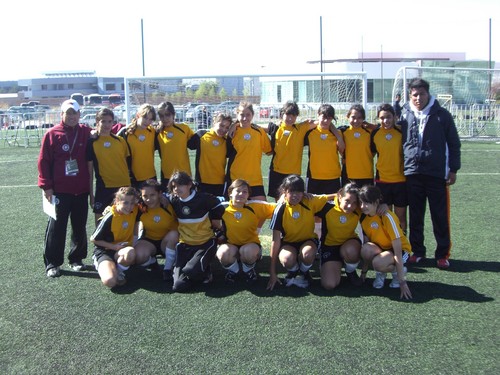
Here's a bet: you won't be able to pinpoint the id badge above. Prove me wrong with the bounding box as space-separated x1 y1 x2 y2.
65 159 79 176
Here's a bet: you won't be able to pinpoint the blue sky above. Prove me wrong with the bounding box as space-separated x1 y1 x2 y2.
2 0 499 80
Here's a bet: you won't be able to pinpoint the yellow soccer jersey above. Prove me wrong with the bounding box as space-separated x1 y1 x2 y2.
371 126 405 183
305 126 342 179
222 200 276 246
270 195 329 243
156 123 194 179
227 124 272 186
316 196 360 246
188 129 227 185
341 125 374 180
91 205 139 246
123 126 157 181
87 134 131 188
361 211 411 253
139 205 178 241
270 122 310 175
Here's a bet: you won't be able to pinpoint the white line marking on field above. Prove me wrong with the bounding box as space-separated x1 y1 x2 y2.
0 184 38 188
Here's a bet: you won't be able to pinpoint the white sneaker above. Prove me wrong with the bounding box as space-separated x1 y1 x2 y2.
390 267 407 288
46 267 60 278
372 272 386 289
292 274 309 289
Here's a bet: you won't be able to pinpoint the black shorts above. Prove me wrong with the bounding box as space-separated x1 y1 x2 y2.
282 238 319 252
92 246 117 268
306 177 341 195
198 183 226 198
93 187 119 214
268 170 289 199
319 244 342 265
137 237 163 256
376 181 408 207
249 185 266 199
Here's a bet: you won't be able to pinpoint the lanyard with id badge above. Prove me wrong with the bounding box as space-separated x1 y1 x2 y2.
65 128 79 176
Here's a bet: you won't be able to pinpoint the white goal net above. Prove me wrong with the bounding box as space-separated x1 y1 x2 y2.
393 66 500 137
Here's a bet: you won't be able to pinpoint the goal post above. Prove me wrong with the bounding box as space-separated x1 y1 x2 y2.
123 72 367 125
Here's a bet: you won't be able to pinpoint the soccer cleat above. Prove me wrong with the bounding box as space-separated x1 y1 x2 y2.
46 267 60 278
283 270 299 287
293 271 312 289
244 268 258 284
69 262 85 272
224 271 238 284
346 270 363 286
408 255 425 264
372 272 386 289
390 267 407 288
162 269 173 282
436 258 450 269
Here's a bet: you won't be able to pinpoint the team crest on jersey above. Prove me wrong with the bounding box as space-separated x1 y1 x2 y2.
103 142 111 148
320 134 328 140
122 221 129 229
62 144 70 152
234 212 242 220
292 211 300 219
54 197 60 205
154 215 161 223
354 132 361 138
339 215 347 224
283 130 290 136
182 206 191 215
167 132 174 139
212 140 220 147
243 133 251 141
385 134 393 141
370 221 379 229
139 135 146 142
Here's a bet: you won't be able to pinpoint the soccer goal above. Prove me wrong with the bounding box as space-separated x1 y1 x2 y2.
393 66 500 137
123 73 367 125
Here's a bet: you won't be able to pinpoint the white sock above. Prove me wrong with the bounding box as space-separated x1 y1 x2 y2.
164 248 176 270
299 262 312 273
139 256 156 267
117 263 129 272
345 262 359 273
315 223 321 235
241 262 255 273
224 261 240 274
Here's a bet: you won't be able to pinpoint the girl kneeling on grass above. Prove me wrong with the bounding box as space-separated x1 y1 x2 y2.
136 179 179 281
358 185 412 300
216 179 276 284
167 171 225 292
90 187 140 288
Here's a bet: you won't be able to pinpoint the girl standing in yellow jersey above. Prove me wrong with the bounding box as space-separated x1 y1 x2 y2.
358 185 412 300
267 175 335 291
188 113 232 197
371 104 408 232
135 179 179 281
87 108 131 224
226 102 272 201
91 187 140 288
119 104 157 189
156 102 194 191
339 104 376 187
216 179 276 284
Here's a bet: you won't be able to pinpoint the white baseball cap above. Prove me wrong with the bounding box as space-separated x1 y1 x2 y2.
61 99 80 113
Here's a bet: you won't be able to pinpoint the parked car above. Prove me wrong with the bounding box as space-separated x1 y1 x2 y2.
80 114 96 127
258 105 280 119
214 101 239 116
185 103 207 122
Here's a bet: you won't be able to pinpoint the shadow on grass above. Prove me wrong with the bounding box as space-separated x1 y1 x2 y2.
407 258 500 273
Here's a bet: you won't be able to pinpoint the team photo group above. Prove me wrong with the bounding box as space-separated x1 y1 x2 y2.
37 78 461 300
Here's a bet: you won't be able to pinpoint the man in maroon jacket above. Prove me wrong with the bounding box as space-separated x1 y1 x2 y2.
38 99 92 277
